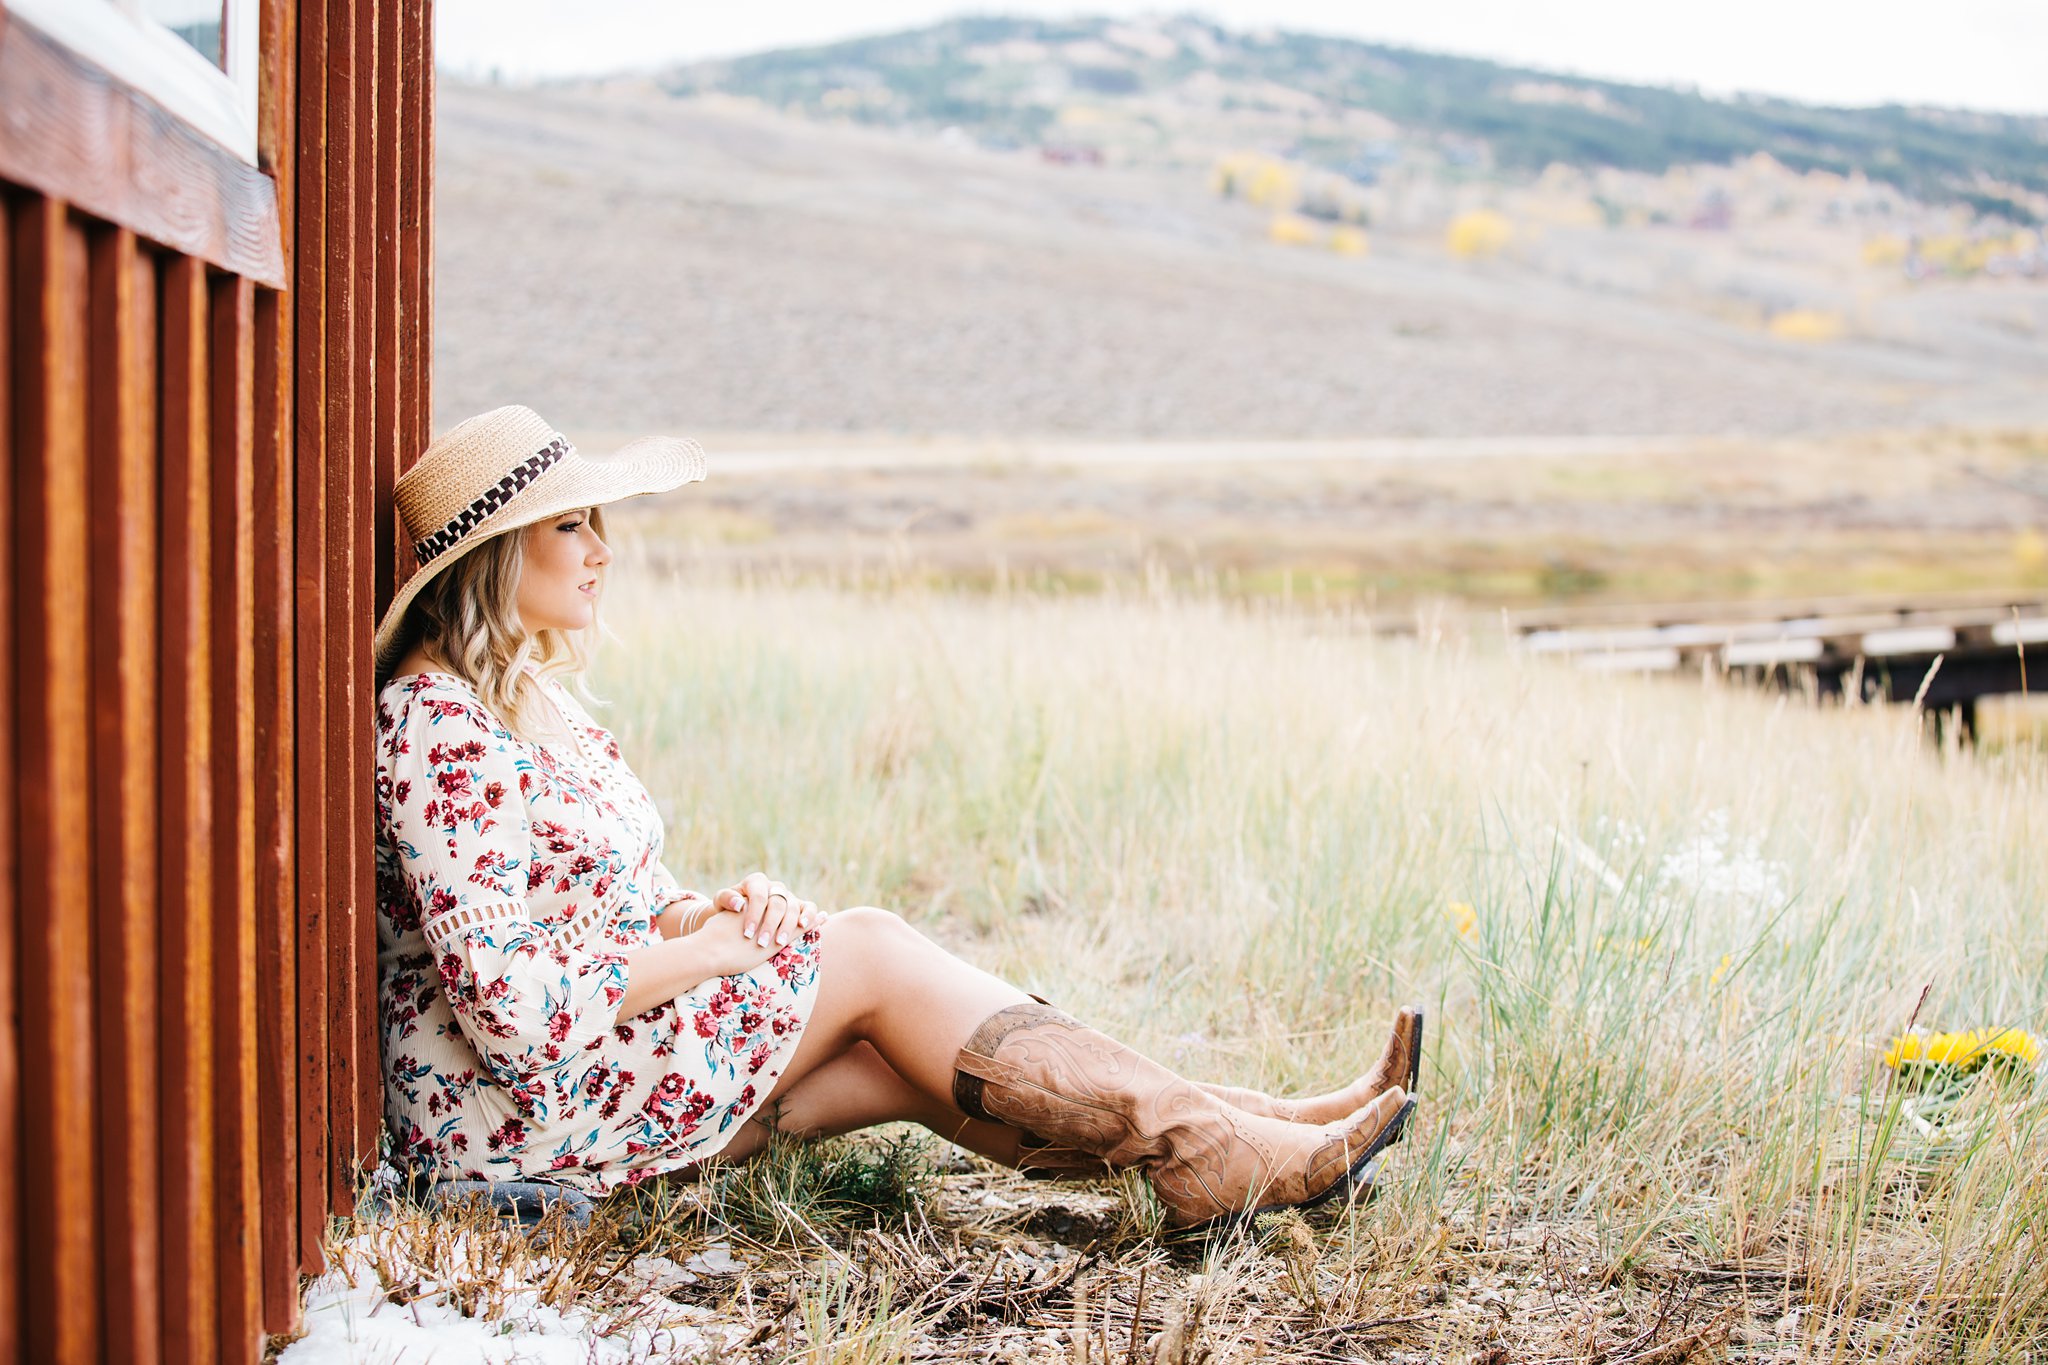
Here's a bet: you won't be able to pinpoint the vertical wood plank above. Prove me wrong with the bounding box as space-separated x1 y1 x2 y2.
13 194 101 1365
360 0 402 1166
374 0 401 614
209 274 262 1360
158 252 218 1365
417 0 433 465
324 0 364 1208
253 282 301 1335
0 189 23 1365
398 0 427 474
293 0 333 1270
351 0 384 1166
87 223 163 1365
256 0 304 1330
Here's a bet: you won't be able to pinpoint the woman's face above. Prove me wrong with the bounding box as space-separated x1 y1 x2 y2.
516 507 610 633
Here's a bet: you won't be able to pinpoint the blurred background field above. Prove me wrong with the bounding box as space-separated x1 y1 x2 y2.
434 14 2048 631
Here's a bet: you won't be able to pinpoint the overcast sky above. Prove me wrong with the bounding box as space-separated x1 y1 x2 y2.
434 1 2048 115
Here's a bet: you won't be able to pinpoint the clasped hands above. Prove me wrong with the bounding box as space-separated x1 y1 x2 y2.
657 871 823 970
714 871 824 946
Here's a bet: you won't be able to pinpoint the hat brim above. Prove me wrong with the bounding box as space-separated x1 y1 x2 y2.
373 434 706 678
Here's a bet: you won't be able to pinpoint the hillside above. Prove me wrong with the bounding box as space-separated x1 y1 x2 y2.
434 75 2048 440
658 14 2048 217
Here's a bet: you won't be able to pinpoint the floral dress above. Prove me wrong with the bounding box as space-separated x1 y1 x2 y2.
373 668 821 1192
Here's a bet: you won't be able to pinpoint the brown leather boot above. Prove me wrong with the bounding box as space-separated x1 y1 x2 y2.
954 1002 1413 1229
1199 1006 1424 1124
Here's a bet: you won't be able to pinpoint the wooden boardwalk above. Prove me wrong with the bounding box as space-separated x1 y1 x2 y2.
1511 591 2045 723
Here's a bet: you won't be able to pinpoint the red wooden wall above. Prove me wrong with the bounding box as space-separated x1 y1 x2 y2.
0 0 431 1358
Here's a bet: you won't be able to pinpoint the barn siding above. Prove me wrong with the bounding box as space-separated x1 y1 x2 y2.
0 2 433 1358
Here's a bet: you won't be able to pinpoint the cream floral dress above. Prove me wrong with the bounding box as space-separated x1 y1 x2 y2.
373 667 821 1192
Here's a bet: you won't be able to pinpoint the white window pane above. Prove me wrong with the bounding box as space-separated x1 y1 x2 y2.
139 0 225 71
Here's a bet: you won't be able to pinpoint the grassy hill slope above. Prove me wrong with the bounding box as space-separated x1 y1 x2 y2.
658 14 2048 215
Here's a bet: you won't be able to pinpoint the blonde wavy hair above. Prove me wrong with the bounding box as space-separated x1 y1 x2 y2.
403 507 609 741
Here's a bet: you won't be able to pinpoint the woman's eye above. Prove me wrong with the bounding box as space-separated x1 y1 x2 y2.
557 520 582 532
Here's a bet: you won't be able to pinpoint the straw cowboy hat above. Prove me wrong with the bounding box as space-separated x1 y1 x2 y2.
373 405 705 676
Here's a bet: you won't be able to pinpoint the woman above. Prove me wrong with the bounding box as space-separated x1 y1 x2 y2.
373 405 1420 1231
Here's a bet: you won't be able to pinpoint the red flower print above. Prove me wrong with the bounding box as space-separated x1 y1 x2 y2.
470 850 518 887
485 1116 528 1151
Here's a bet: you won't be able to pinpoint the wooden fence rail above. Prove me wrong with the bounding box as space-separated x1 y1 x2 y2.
1 1 432 1358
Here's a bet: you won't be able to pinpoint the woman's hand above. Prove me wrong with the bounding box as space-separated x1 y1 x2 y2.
716 872 824 947
682 910 784 979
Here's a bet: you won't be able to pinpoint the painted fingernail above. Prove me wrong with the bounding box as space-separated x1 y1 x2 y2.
777 932 790 945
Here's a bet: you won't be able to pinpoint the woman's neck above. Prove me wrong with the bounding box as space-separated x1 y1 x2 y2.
392 643 455 679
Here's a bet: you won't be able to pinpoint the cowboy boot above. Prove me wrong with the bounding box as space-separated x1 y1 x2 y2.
953 1002 1413 1229
1013 1005 1425 1176
1200 1006 1424 1124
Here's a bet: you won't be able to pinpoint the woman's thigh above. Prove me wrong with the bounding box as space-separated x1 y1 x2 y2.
759 907 901 1101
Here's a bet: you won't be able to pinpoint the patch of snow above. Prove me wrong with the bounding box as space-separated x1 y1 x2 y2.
276 1231 728 1365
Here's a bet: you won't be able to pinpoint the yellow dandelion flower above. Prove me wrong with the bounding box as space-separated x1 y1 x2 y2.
1883 1027 2043 1073
1448 901 1477 940
1982 1028 2041 1066
1922 1031 1976 1066
1882 1033 1924 1069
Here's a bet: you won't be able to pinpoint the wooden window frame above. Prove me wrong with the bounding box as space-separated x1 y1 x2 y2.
0 5 284 286
7 0 259 163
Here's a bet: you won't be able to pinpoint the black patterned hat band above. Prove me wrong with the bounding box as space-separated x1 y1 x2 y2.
412 435 572 565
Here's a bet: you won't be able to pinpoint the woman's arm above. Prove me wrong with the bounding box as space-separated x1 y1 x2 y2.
616 911 785 1018
652 893 716 942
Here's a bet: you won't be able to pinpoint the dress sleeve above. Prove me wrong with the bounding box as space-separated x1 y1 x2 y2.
383 689 631 1093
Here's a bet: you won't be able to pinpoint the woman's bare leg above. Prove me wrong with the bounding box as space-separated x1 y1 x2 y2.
765 906 1037 1116
696 909 1411 1227
714 1040 1034 1165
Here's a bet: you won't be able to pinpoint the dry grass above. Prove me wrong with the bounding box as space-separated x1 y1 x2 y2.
616 427 2048 614
296 558 2047 1362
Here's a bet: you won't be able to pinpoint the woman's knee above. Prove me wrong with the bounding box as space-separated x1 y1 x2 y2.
826 904 913 953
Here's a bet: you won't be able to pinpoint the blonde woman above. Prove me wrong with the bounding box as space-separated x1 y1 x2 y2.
373 406 1421 1231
